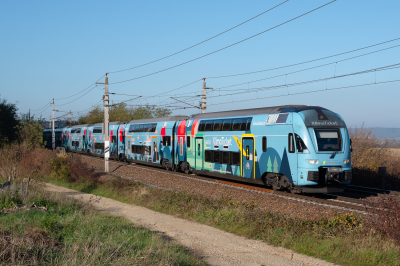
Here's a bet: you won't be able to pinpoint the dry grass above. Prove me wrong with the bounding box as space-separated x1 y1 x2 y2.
0 180 206 265
350 125 400 190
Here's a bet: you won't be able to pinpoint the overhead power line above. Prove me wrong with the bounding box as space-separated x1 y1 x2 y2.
55 74 105 101
214 44 400 92
30 100 52 112
207 37 400 79
207 63 400 106
109 0 290 74
210 63 400 99
209 79 400 107
111 0 337 85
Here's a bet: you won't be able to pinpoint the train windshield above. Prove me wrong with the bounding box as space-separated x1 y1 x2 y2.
314 129 342 151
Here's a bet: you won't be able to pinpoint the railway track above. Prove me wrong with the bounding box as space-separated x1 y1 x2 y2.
73 153 377 214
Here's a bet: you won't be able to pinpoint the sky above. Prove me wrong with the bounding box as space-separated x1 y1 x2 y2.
1 0 399 128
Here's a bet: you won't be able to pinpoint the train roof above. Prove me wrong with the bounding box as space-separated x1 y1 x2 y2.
127 116 189 124
88 121 127 127
190 105 309 119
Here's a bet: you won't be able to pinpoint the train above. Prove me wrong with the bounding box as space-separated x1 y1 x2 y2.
43 105 352 193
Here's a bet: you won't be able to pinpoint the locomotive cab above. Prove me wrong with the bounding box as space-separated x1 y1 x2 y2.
289 107 351 193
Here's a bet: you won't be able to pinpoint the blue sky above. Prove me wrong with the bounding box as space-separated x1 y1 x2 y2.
1 0 399 128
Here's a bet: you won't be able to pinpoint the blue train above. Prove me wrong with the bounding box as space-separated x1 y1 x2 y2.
43 105 352 193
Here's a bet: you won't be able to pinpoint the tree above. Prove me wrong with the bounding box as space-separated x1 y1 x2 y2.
77 103 172 124
0 97 19 147
17 112 46 149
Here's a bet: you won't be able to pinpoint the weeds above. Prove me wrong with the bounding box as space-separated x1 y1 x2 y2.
0 180 205 265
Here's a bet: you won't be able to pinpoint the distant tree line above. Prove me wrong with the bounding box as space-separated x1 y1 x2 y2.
77 103 172 124
0 96 173 149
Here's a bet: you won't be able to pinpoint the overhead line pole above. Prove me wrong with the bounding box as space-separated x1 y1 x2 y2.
52 99 55 150
97 74 110 173
200 78 213 113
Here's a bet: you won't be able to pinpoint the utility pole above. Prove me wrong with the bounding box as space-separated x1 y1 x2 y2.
28 109 30 120
69 110 72 126
96 74 110 172
200 78 213 113
52 99 55 150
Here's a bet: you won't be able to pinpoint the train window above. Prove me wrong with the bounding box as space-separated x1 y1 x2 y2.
138 125 143 132
150 123 157 132
314 129 342 151
276 113 289 124
95 143 104 150
112 136 117 143
205 150 212 162
72 141 79 147
71 128 81 133
131 145 135 153
129 125 136 132
222 119 232 131
213 120 222 131
93 128 102 133
288 133 295 153
205 120 214 131
231 152 240 165
232 119 242 130
186 136 191 148
213 150 220 163
245 118 252 130
145 146 151 155
198 121 206 131
163 136 171 146
82 135 86 142
262 136 267 152
222 151 230 164
180 137 183 155
294 134 307 152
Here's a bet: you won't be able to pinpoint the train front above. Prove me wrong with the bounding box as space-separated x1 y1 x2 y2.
289 106 352 193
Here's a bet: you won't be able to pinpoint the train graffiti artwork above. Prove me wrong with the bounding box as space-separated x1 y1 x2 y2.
43 105 352 193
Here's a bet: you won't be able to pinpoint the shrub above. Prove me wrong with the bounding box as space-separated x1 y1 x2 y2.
349 125 400 189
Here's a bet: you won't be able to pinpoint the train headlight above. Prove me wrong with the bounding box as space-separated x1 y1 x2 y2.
306 159 319 164
343 159 350 164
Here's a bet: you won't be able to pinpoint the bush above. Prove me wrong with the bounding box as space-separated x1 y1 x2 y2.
349 125 400 189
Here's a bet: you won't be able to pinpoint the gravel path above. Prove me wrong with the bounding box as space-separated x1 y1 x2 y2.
80 155 356 220
45 183 337 266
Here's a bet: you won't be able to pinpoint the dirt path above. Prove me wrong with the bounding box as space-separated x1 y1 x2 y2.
45 183 336 266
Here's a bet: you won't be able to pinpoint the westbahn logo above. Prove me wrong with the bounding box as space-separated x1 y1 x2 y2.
312 121 338 126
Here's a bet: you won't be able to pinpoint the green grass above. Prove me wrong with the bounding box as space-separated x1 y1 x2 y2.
45 175 400 266
0 184 206 265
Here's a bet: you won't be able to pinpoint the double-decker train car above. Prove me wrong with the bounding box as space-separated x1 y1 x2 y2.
44 105 352 193
121 116 189 165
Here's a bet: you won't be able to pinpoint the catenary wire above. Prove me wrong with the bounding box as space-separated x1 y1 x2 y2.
209 63 400 99
207 37 400 79
214 44 400 92
209 79 400 107
110 1 337 85
108 0 290 74
30 100 52 111
55 74 105 101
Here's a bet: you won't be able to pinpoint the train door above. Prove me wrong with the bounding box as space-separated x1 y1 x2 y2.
242 137 254 179
195 137 203 170
152 136 158 162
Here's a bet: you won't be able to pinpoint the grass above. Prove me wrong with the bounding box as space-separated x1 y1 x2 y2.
0 180 206 265
46 175 400 266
